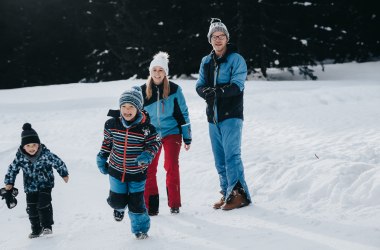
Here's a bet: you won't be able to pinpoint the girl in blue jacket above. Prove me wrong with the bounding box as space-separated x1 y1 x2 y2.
141 52 192 215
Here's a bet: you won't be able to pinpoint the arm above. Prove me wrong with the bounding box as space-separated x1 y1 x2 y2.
4 156 21 187
196 57 208 99
173 87 192 145
97 119 113 174
49 152 69 178
136 125 162 166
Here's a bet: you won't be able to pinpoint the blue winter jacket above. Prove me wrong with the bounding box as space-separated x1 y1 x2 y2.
196 44 247 123
4 144 69 193
141 81 192 145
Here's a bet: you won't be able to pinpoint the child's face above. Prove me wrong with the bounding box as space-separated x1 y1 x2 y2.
23 143 39 155
121 103 138 121
150 66 166 85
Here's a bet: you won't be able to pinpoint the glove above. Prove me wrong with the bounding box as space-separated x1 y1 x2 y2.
203 87 224 101
0 187 18 209
136 152 153 166
96 153 109 175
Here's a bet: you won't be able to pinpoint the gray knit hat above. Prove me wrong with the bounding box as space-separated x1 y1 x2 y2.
119 86 144 110
21 123 40 146
207 18 229 43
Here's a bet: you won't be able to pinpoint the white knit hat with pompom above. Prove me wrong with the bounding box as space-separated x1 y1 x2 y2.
149 51 169 76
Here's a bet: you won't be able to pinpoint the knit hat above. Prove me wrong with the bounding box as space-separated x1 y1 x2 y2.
119 86 144 110
149 52 169 76
21 123 40 147
207 18 230 44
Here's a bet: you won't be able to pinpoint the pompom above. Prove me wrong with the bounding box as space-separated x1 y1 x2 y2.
153 51 169 63
131 86 142 93
22 123 32 131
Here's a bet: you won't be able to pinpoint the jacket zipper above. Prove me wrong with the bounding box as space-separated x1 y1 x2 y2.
213 63 219 124
156 87 162 137
121 128 129 182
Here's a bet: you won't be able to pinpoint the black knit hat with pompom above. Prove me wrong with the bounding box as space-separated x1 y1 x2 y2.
21 123 40 146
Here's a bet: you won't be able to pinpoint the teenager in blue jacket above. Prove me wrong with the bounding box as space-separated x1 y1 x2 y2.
196 18 251 211
141 52 192 215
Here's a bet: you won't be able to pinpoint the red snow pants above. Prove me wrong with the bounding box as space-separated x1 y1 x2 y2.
144 134 182 213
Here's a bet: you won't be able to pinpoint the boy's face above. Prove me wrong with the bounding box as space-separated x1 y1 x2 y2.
23 143 39 155
121 103 138 121
150 66 166 85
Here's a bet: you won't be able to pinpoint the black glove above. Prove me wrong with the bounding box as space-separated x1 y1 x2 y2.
0 187 18 209
203 86 225 100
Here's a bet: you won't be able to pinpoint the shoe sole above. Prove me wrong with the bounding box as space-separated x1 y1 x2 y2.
221 202 249 211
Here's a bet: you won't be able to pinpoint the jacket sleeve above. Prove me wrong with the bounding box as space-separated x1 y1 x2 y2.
229 53 247 92
49 152 69 177
144 124 162 158
196 56 208 99
4 155 21 185
174 86 192 144
99 119 113 158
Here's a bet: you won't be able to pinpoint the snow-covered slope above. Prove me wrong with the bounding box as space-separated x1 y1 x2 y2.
0 62 379 250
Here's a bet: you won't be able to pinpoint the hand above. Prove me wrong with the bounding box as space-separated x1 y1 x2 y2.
184 144 191 151
203 87 216 100
136 152 153 166
96 154 109 175
63 176 69 183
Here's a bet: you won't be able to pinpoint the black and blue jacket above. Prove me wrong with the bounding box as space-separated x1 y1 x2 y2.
196 44 247 123
141 81 192 145
4 144 68 193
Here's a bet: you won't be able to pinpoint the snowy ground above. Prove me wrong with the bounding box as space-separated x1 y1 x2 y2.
0 62 379 250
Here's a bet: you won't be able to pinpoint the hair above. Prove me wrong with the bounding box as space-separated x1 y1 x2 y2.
145 75 170 100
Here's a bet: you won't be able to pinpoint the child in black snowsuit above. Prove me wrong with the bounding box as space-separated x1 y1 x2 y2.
3 123 69 238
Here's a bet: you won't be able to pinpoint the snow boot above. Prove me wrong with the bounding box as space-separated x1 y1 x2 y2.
213 191 225 209
170 207 180 214
113 210 124 222
221 190 249 211
28 227 42 239
42 226 53 235
135 232 149 240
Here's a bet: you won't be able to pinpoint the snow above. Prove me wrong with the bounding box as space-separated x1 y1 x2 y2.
1 61 380 250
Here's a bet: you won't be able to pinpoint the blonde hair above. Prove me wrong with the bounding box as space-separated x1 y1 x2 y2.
145 75 170 100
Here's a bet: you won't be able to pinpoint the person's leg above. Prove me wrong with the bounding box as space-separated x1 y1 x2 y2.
127 180 150 236
144 146 161 215
37 188 53 232
26 192 41 237
107 176 128 221
220 119 251 205
209 122 227 194
162 134 182 210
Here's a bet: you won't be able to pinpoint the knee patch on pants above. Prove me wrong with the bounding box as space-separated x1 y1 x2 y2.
107 191 129 209
128 191 145 214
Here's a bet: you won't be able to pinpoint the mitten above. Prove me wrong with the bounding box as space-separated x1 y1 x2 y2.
136 152 153 166
0 187 18 209
96 153 109 175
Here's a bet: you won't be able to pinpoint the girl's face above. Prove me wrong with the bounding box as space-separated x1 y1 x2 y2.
120 103 138 121
150 66 166 85
23 143 39 155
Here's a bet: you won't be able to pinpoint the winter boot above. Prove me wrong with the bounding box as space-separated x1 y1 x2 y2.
113 210 124 222
213 191 225 209
170 207 180 214
28 227 42 239
135 232 149 240
42 226 53 235
221 190 249 211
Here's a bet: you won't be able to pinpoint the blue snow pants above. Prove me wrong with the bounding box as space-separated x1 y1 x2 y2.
209 118 252 202
108 176 150 234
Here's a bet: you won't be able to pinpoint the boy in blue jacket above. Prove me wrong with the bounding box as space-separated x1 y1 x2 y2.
96 86 161 239
4 123 69 238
